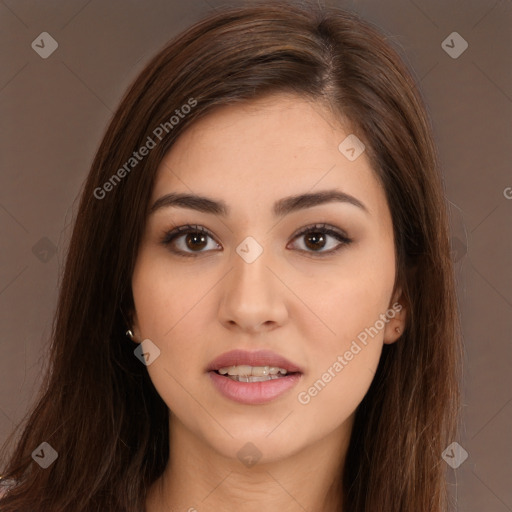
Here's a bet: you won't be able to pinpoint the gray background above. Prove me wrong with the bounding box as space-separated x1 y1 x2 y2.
1 0 511 510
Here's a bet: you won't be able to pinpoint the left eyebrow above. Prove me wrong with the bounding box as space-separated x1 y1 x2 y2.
149 189 369 217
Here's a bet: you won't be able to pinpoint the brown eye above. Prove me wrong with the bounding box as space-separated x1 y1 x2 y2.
161 225 221 256
289 223 352 256
161 223 352 258
303 231 327 251
184 232 208 251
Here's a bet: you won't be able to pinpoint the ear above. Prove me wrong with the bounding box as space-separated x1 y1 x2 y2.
122 301 142 344
383 285 407 345
129 310 143 344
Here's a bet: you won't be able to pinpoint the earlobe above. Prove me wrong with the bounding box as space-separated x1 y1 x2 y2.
125 326 142 344
383 286 407 344
383 310 406 345
122 305 141 343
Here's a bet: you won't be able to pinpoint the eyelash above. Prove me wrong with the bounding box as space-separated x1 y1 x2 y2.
160 223 353 258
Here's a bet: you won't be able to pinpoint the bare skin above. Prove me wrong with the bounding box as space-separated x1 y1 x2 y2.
131 93 406 512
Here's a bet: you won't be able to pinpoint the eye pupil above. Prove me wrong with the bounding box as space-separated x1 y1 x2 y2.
305 232 326 250
186 233 208 250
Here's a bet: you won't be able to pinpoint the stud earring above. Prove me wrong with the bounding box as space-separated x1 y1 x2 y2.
126 329 135 341
395 327 401 335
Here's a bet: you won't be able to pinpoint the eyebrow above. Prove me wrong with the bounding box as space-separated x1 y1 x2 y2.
149 189 369 217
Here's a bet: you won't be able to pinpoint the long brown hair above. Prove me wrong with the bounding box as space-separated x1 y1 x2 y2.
0 1 462 510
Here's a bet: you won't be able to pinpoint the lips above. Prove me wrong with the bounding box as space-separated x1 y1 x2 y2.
206 349 304 374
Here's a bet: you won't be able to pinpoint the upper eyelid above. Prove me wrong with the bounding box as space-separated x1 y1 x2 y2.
291 223 349 239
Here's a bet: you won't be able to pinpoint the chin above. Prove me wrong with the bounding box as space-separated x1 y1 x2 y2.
202 426 307 466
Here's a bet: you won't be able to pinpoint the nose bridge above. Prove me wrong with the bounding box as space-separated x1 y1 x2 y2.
218 235 287 330
231 235 276 301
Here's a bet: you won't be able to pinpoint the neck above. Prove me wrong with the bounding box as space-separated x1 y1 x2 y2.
146 412 353 512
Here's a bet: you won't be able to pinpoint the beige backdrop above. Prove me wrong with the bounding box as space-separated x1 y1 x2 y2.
1 0 511 510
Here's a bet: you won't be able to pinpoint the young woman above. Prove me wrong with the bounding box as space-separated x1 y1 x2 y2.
0 1 462 510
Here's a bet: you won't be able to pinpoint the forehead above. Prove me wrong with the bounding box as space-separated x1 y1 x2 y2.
151 93 384 218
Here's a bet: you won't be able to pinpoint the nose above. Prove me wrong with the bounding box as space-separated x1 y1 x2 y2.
218 243 289 334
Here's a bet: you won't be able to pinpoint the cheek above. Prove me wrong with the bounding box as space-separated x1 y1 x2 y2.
298 247 395 352
293 288 389 437
296 278 386 406
131 251 213 338
131 255 207 417
294 350 377 443
293 241 395 410
132 275 206 374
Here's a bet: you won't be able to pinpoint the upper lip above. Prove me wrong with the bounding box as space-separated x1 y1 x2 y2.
207 349 303 373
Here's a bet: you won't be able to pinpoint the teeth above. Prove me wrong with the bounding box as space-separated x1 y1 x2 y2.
228 374 283 382
217 365 289 377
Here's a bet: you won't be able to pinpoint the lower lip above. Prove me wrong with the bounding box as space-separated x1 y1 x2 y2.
208 371 302 405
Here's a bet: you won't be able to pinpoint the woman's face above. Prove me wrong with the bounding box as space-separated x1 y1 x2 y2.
131 93 405 463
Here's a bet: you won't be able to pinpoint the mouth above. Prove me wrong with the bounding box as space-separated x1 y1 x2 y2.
206 349 303 404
